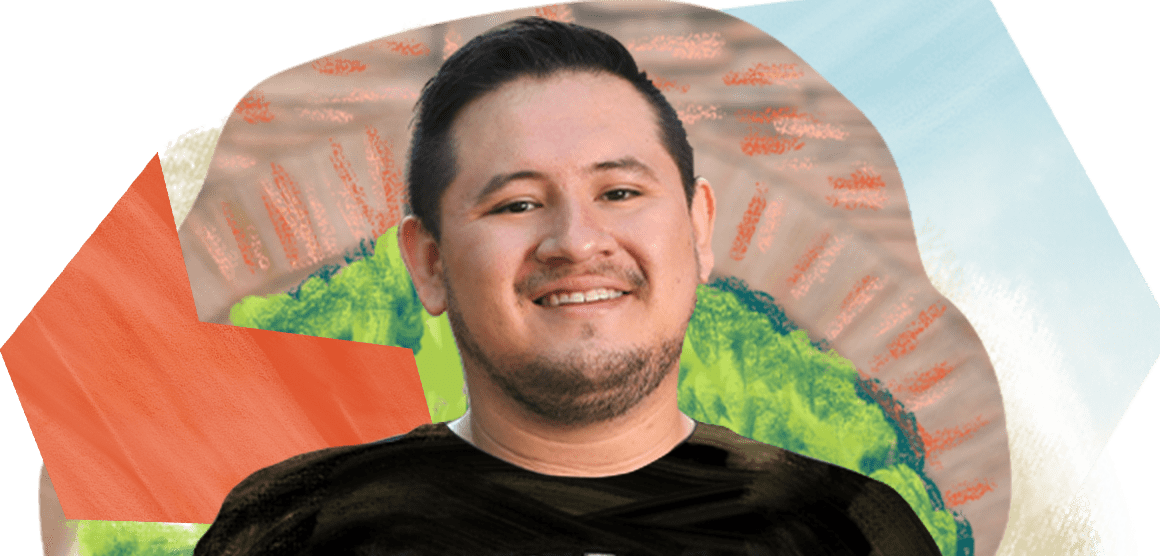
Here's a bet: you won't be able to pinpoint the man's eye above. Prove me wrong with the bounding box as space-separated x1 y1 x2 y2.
496 200 538 214
602 189 640 202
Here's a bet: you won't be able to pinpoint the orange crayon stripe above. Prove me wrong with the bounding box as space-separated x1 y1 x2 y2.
651 76 690 93
754 199 785 254
789 234 847 300
944 478 997 507
729 183 767 261
874 287 918 337
625 33 725 59
825 275 884 341
869 301 947 373
919 416 989 467
723 63 803 86
830 167 885 189
311 57 368 75
194 222 238 282
364 126 403 234
534 4 575 22
735 107 848 140
234 91 273 124
367 38 431 56
825 189 887 210
901 361 956 396
740 129 804 156
443 27 462 60
787 232 831 288
676 103 723 125
221 202 268 274
297 107 354 123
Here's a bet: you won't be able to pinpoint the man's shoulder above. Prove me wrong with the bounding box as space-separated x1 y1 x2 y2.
685 422 941 555
684 421 865 481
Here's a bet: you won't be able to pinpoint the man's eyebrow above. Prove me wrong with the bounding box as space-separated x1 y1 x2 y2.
588 157 659 181
475 170 548 205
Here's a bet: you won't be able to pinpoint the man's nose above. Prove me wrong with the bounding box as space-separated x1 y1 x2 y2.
534 199 616 265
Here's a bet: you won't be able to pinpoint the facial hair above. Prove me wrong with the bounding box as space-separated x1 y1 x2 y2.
444 267 691 427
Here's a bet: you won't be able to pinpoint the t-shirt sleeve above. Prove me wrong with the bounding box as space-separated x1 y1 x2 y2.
192 448 343 556
847 478 944 556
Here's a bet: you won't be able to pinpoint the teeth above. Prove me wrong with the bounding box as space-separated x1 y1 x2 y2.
545 288 625 307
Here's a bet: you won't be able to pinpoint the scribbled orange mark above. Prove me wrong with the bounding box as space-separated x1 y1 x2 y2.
651 76 690 93
364 126 404 231
625 32 724 60
534 4 575 22
297 107 354 123
329 138 371 237
736 107 848 140
311 57 367 75
307 87 419 104
920 416 989 469
754 198 785 254
221 202 269 274
723 63 803 86
869 301 947 373
729 183 766 262
736 106 805 124
195 223 238 282
676 104 723 125
787 232 830 288
830 166 885 190
874 287 918 337
367 38 431 56
444 27 462 60
212 155 257 170
235 91 273 124
899 361 955 396
741 129 804 156
305 181 339 260
825 275 884 341
788 233 847 300
902 375 956 412
261 164 329 270
944 478 996 507
827 166 887 209
329 137 396 241
826 189 887 210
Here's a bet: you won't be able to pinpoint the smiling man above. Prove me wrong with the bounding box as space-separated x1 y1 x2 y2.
193 18 941 556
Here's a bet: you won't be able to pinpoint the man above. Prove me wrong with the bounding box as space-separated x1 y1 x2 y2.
194 18 941 555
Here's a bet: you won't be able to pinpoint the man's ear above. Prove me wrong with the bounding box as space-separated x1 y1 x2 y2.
691 177 716 284
398 215 448 316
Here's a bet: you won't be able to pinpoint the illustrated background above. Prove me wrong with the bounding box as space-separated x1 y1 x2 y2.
1 0 1156 554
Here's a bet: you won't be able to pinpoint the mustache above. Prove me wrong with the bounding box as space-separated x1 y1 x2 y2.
514 261 647 298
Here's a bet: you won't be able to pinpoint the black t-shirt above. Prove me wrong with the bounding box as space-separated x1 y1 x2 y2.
194 422 941 555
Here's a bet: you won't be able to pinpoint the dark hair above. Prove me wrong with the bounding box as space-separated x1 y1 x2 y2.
407 16 695 241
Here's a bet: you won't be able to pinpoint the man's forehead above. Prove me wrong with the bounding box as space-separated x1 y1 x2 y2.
454 71 650 127
447 72 665 170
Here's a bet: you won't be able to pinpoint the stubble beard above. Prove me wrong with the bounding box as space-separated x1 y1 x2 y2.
444 282 691 428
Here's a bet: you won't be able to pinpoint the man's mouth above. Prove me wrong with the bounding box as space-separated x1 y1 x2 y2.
535 288 627 307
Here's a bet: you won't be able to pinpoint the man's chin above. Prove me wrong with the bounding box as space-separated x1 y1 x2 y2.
483 338 684 428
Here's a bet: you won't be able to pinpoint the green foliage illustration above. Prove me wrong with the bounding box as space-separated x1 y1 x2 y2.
77 521 209 556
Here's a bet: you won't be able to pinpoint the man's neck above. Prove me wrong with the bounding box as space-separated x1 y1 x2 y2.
446 375 695 477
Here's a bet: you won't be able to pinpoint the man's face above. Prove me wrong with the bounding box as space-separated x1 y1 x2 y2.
402 71 715 425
